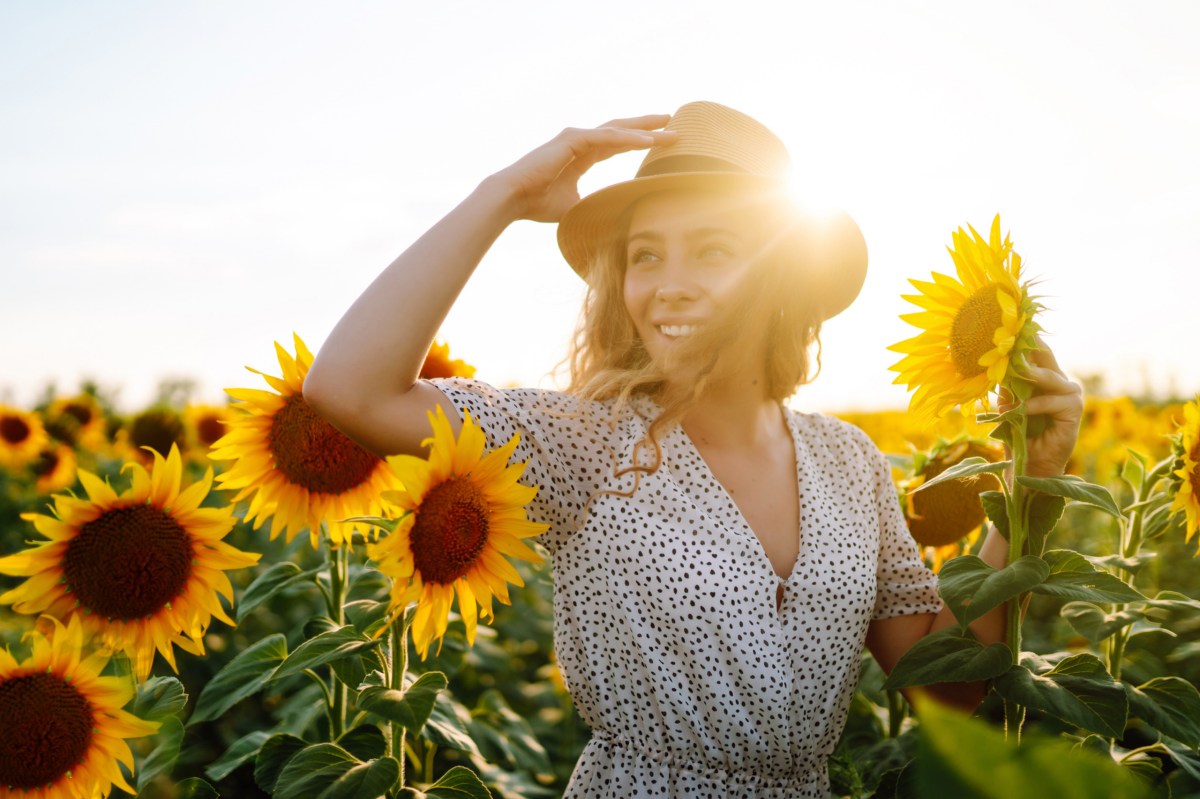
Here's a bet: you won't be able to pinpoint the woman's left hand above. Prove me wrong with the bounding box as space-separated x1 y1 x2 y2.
1007 339 1083 478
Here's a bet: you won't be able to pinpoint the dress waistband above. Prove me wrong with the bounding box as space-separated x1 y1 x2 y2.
587 728 823 790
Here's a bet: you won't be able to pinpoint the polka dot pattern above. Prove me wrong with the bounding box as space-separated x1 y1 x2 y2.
432 378 942 797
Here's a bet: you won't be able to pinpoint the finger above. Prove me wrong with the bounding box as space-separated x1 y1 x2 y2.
599 113 673 131
1028 335 1063 372
556 127 675 182
1024 391 1082 421
1025 363 1080 396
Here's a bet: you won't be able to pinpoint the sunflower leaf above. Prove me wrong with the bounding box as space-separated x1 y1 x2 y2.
336 724 387 761
1032 569 1146 604
425 691 483 756
979 491 1008 539
254 733 307 793
271 743 395 799
1124 677 1200 748
205 730 272 782
137 716 185 790
237 562 324 624
133 676 188 721
273 625 380 681
420 765 493 799
992 653 1128 738
882 627 1011 690
189 634 288 724
1060 602 1146 643
316 756 401 799
1015 474 1121 518
937 555 1048 628
1025 494 1066 557
911 457 1011 494
358 671 449 736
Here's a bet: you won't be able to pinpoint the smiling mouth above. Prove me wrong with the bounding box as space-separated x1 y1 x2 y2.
658 324 697 338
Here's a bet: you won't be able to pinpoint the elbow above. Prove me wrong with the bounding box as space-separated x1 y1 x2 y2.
301 361 354 425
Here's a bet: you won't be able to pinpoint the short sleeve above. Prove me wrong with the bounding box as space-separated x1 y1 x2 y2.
858 431 943 620
427 377 596 557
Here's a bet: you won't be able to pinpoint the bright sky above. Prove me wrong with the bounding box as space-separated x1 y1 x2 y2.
3 1 1197 414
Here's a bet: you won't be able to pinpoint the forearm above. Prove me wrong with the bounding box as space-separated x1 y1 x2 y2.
305 175 521 409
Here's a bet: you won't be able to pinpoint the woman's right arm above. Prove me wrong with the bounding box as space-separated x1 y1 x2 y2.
302 116 676 459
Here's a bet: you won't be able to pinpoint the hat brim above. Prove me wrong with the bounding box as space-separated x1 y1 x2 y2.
557 171 868 321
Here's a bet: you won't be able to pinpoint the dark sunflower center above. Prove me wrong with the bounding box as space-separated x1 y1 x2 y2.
1189 444 1200 497
267 393 381 493
409 477 490 584
0 672 94 790
950 286 1004 378
64 402 93 426
1 414 31 445
420 354 455 379
30 449 60 478
130 410 185 457
196 416 226 447
64 505 194 620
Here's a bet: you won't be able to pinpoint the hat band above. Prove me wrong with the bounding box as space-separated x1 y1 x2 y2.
636 154 748 178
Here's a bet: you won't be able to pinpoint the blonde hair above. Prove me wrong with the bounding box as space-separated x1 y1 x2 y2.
564 188 824 490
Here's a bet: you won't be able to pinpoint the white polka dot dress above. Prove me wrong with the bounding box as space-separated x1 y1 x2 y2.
431 378 942 798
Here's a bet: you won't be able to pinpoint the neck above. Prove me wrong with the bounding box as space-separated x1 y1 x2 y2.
676 376 784 449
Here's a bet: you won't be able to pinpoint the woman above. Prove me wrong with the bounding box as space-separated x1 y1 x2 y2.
304 102 1083 798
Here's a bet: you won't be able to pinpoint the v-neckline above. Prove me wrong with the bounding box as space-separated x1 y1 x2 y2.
670 405 807 585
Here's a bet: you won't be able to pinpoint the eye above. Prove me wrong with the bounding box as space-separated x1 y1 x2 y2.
698 243 733 260
628 247 660 265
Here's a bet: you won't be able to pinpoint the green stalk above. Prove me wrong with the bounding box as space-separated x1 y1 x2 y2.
390 609 411 790
1107 456 1175 679
1004 408 1029 742
325 529 348 738
886 689 906 738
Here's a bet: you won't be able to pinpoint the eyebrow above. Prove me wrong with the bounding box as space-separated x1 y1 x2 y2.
626 226 743 245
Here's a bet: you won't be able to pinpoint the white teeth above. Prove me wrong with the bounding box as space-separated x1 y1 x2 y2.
659 325 697 337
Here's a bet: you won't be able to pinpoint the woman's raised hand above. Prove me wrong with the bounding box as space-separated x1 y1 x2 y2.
489 115 678 223
999 338 1084 478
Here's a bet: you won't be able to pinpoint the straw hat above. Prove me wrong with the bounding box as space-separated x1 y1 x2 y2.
556 101 868 321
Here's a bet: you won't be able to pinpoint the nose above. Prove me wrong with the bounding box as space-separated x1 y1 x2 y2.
653 260 698 304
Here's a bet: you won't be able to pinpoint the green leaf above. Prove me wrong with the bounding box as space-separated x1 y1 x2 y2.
421 765 493 798
1164 743 1200 782
1125 676 1200 748
344 598 390 635
1016 474 1121 518
1121 454 1146 493
132 676 188 721
190 634 288 724
138 777 220 799
467 689 552 775
882 628 1012 690
137 717 184 790
992 653 1128 737
1060 602 1145 643
1025 494 1066 556
317 756 401 799
1042 549 1093 573
254 733 306 794
1086 553 1152 576
337 724 387 761
359 671 448 735
912 696 1149 799
237 562 323 623
912 456 1011 494
273 625 379 681
272 743 359 799
937 555 1048 628
979 491 1008 538
425 693 482 756
1033 570 1146 604
205 730 271 782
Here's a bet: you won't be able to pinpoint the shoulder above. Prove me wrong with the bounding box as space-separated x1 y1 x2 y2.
787 407 882 462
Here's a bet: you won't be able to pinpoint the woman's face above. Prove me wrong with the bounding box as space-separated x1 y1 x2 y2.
622 189 770 381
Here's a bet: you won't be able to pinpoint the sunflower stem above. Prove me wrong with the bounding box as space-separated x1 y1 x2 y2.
326 530 348 739
389 607 412 790
1003 408 1029 742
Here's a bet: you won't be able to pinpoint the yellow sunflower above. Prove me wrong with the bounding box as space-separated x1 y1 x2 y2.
420 340 476 380
0 615 159 799
184 403 232 452
31 444 78 495
208 334 401 548
1170 398 1200 545
0 405 48 470
889 215 1041 420
899 438 1003 572
45 394 108 452
368 406 547 658
115 406 186 465
0 445 260 681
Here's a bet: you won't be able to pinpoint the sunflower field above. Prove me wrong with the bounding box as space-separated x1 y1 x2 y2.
1 221 1199 798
